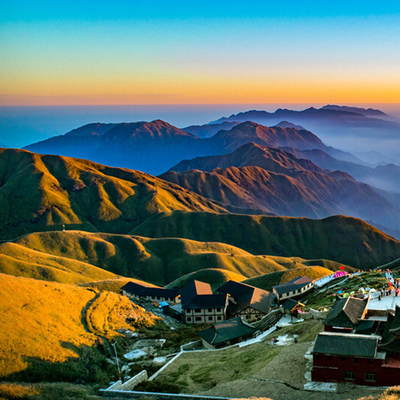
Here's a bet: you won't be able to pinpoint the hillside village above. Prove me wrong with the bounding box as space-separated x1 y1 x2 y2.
93 267 400 399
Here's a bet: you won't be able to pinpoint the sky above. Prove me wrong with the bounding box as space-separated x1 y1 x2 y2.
1 1 400 106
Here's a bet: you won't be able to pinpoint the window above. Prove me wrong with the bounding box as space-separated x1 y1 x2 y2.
354 358 359 365
208 316 213 321
344 371 355 381
195 317 202 322
195 309 201 313
186 317 192 322
217 316 222 321
340 357 346 362
315 355 321 360
365 372 377 382
208 308 212 312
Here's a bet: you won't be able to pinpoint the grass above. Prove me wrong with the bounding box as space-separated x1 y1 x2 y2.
1 231 353 286
85 291 159 339
139 319 323 394
0 148 226 241
0 273 158 382
132 211 400 269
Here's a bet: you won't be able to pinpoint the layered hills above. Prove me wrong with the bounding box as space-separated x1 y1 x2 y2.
0 148 226 240
24 119 350 174
0 230 347 286
164 143 400 232
132 211 400 268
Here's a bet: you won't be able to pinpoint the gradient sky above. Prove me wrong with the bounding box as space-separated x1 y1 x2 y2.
1 1 400 105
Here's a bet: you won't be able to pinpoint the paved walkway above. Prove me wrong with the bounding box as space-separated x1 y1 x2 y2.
368 295 400 310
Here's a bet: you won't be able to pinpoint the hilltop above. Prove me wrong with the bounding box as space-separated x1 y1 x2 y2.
0 148 226 240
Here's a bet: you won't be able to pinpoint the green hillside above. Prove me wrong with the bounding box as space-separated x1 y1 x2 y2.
132 211 400 268
0 231 353 287
0 148 226 240
165 268 247 291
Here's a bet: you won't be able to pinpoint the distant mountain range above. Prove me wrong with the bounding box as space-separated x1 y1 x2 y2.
162 143 400 232
24 118 363 175
1 148 400 268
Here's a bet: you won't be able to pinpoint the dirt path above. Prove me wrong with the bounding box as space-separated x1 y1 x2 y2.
81 291 113 357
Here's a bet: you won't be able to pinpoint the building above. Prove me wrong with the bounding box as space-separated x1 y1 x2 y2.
312 332 385 385
197 317 256 349
324 297 369 332
272 276 314 303
121 281 180 304
216 280 272 322
282 299 305 318
180 280 228 324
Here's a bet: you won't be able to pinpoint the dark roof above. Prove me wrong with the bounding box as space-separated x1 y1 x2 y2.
313 332 379 358
273 276 313 295
180 280 213 307
184 294 228 309
121 281 179 298
380 307 400 353
218 280 271 315
390 305 400 335
324 297 368 328
354 319 375 335
217 281 255 299
282 299 303 311
197 317 256 345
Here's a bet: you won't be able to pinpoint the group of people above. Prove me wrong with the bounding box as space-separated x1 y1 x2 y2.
380 269 400 298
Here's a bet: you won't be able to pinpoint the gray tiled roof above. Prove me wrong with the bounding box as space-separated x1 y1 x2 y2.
217 280 271 315
313 332 379 358
197 317 256 345
273 276 313 295
324 297 368 328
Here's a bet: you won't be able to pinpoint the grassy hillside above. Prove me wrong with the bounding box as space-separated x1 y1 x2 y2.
132 211 400 268
3 231 340 286
165 268 247 291
0 242 118 285
0 273 157 382
80 277 153 292
0 148 226 240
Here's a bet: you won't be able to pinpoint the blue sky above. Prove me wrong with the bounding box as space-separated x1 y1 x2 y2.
0 1 399 105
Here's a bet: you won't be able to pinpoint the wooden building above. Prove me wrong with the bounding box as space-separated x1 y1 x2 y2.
197 317 256 349
324 297 369 332
272 276 314 304
180 280 228 324
121 281 180 305
217 281 272 322
282 299 304 318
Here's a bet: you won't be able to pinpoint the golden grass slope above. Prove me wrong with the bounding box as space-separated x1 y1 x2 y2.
0 148 226 240
0 273 157 381
132 211 400 269
0 230 317 286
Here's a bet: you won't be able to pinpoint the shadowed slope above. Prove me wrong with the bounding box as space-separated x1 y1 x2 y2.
0 148 226 240
132 211 400 269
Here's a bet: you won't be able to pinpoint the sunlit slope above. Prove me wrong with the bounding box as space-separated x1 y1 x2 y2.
0 273 157 381
0 148 226 240
0 242 118 284
0 230 347 286
132 211 400 269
